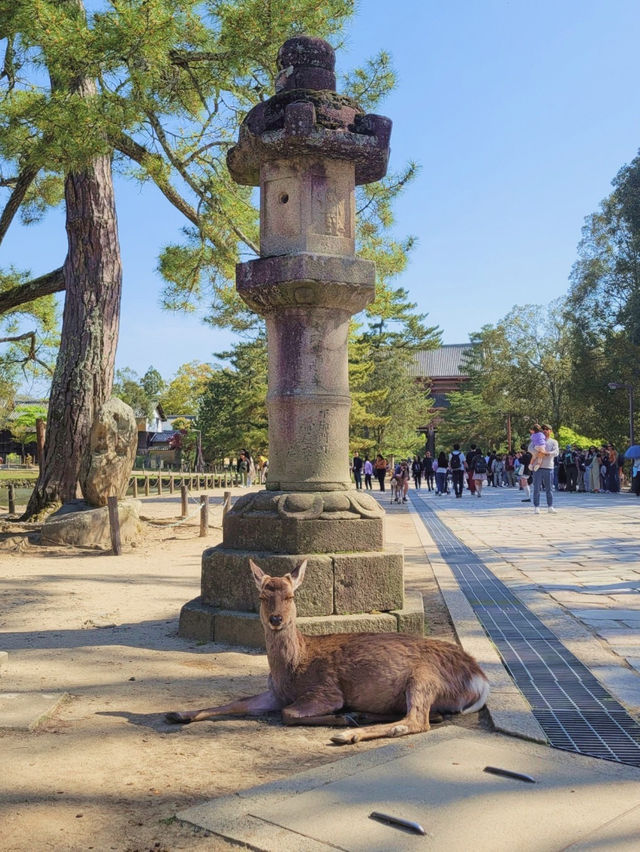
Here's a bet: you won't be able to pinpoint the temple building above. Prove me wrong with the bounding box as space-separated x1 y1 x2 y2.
409 343 471 453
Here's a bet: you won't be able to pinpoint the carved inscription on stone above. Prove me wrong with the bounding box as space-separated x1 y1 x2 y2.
311 175 347 236
285 407 330 463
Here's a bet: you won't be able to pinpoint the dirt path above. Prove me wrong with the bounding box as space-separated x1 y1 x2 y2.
0 489 482 852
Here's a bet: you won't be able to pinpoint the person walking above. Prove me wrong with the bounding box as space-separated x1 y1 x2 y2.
518 444 532 502
422 452 435 491
398 460 410 502
531 424 559 514
504 452 516 488
363 456 373 490
470 449 487 497
411 456 422 490
632 458 640 496
374 454 387 491
491 454 504 486
562 446 578 492
435 451 448 496
587 447 600 492
606 444 620 492
351 451 363 490
465 444 478 495
449 443 466 498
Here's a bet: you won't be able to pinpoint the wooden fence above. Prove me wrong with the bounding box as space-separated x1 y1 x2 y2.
128 471 246 497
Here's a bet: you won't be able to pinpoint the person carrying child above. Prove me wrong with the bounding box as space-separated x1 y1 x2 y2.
528 424 546 472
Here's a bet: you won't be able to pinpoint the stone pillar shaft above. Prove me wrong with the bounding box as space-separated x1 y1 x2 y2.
265 306 351 490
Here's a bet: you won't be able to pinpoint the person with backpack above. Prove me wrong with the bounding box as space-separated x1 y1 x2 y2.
471 449 488 497
448 443 466 498
562 446 578 492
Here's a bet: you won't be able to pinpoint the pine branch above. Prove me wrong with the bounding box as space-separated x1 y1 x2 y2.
0 267 65 315
0 165 40 245
0 329 53 373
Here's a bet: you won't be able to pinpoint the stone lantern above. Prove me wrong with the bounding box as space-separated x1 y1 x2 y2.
179 36 424 645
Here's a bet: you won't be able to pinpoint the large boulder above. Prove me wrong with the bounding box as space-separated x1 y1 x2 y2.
80 397 137 507
40 498 141 550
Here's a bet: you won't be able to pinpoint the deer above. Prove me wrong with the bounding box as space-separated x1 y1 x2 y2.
165 560 489 744
389 473 403 503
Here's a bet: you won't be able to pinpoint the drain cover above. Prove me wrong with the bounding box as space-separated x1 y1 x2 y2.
413 494 640 768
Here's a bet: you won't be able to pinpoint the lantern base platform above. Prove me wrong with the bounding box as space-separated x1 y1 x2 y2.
178 592 425 649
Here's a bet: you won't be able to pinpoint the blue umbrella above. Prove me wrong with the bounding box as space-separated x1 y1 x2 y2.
624 445 640 459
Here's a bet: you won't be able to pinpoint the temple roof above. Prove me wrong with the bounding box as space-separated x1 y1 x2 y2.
409 344 471 378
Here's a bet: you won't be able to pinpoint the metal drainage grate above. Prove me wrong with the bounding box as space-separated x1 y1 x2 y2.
412 493 640 768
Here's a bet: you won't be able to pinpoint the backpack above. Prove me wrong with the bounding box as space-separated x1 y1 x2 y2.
473 456 487 474
450 452 462 470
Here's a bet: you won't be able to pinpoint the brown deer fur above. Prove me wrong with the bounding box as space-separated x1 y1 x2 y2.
166 560 489 744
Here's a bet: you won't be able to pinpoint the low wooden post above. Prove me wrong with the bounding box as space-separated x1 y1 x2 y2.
222 490 232 521
181 485 188 519
169 475 175 494
144 475 150 496
35 418 46 470
8 483 15 515
200 495 209 537
157 475 163 496
107 496 122 555
132 477 138 498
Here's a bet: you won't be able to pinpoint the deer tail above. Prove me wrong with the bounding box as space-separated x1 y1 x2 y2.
460 674 490 715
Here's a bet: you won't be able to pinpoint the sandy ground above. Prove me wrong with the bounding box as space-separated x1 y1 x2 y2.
0 488 481 852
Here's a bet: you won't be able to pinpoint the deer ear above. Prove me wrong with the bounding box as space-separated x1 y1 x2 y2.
249 559 267 590
288 559 307 591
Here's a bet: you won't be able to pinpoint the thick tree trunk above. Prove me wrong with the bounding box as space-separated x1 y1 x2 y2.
24 153 122 517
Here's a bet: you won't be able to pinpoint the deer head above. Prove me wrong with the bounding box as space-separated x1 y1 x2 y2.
250 559 307 631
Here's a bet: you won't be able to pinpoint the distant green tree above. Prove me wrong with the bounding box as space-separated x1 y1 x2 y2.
566 151 640 445
198 337 268 461
112 368 156 419
159 361 215 416
458 298 573 440
140 367 166 401
349 287 440 456
435 391 507 452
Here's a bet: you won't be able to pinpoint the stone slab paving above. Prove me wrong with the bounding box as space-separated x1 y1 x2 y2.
179 726 640 852
0 691 68 730
410 485 640 717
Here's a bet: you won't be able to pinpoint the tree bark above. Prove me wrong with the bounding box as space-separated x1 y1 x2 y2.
24 152 122 516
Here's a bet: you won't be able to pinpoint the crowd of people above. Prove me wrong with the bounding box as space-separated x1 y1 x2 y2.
352 426 640 509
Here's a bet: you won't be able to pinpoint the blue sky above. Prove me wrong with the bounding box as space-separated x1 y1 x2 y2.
4 0 640 390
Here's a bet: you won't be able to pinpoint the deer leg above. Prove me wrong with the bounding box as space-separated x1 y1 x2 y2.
280 689 346 728
283 711 401 728
165 690 283 724
331 671 435 745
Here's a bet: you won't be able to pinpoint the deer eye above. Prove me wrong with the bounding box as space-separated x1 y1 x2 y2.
284 595 294 601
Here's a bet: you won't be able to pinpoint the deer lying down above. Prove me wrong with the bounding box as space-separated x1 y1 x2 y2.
166 560 489 744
